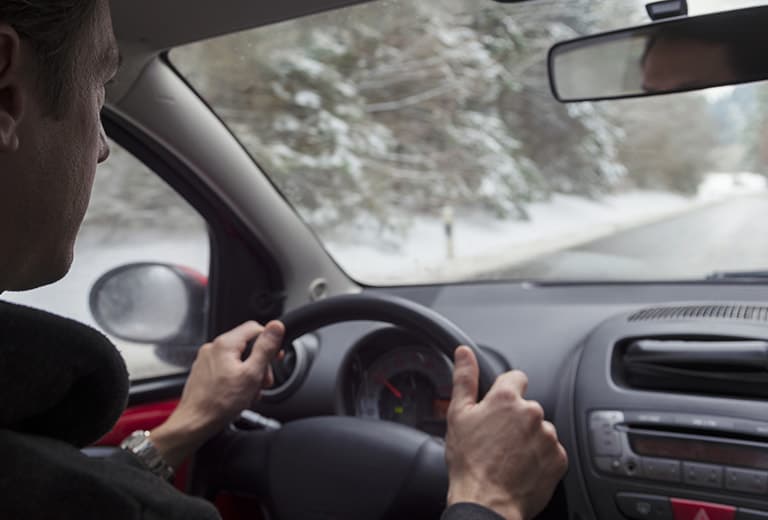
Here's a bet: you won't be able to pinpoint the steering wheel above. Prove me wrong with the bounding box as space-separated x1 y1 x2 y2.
190 292 504 520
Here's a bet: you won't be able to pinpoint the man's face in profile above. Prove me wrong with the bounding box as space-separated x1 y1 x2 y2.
642 36 738 92
0 0 118 292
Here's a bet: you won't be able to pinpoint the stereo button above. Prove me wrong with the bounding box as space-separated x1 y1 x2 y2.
642 457 681 483
725 468 768 494
590 410 624 425
594 456 623 475
683 462 723 489
616 493 673 520
591 430 622 456
589 412 623 457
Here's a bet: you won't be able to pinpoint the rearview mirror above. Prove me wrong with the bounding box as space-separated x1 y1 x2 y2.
549 6 768 102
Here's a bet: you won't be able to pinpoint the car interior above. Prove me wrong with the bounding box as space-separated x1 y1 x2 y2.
9 0 768 519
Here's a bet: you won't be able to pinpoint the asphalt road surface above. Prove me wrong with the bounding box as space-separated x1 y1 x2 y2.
492 194 768 281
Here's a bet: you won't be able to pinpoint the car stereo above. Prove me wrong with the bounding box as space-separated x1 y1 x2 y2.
590 410 768 495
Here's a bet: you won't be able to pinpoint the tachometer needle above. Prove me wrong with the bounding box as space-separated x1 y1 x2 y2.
378 377 403 399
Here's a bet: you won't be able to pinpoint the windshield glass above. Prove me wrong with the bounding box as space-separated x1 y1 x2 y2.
172 0 768 285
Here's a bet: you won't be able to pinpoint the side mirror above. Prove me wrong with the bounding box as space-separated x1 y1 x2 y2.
89 263 207 346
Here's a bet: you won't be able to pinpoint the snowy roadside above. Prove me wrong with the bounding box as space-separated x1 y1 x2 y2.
326 173 768 285
1 230 209 380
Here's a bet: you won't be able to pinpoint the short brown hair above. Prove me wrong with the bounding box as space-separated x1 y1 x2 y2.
0 0 99 116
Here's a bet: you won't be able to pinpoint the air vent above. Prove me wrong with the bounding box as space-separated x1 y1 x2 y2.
619 339 768 399
628 305 768 323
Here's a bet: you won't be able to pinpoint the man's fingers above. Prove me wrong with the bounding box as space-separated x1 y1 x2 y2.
492 369 529 398
541 420 558 441
263 364 275 389
450 346 479 410
244 320 285 375
214 320 265 354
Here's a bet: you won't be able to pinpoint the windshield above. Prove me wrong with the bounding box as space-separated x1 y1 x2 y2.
171 0 768 285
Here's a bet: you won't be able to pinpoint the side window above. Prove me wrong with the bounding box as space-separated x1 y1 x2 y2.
1 139 210 381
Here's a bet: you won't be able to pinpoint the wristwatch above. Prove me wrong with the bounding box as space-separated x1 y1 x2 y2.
119 430 175 480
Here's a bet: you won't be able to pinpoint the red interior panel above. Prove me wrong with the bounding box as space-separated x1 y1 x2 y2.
96 399 265 518
95 399 180 446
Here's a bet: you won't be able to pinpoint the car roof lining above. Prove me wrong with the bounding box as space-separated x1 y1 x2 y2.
107 0 372 104
111 0 372 52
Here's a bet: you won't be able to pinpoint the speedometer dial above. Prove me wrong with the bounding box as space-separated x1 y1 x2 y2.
355 346 453 434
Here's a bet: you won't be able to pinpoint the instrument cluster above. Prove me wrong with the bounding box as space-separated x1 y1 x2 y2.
341 327 453 436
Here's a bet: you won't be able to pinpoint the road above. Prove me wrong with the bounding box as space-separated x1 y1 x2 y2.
492 194 768 281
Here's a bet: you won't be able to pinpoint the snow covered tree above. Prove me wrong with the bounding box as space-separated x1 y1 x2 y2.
171 0 701 235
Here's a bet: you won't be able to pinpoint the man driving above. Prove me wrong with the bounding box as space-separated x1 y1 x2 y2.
0 1 567 519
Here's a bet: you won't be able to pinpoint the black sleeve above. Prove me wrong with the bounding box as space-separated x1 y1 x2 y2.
442 503 506 520
107 449 153 472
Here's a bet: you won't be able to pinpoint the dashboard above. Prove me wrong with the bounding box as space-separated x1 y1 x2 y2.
248 280 768 520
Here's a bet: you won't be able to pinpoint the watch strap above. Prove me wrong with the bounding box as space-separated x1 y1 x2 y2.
119 430 174 480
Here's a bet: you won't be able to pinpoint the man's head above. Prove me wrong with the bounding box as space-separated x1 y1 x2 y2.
641 36 737 93
0 0 118 292
640 16 768 94
1 1 101 117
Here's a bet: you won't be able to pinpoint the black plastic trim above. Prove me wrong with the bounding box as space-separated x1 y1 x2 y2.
102 105 285 335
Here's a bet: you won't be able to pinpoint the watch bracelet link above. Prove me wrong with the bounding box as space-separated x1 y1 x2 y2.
119 430 175 481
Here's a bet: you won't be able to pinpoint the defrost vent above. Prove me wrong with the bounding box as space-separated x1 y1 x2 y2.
628 305 768 323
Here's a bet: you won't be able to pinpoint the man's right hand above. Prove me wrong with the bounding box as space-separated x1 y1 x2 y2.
445 346 568 520
150 320 285 469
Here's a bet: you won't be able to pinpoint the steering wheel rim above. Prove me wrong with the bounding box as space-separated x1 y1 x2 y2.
192 292 504 520
278 292 498 396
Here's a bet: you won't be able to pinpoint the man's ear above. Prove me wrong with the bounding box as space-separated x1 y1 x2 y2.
0 24 25 153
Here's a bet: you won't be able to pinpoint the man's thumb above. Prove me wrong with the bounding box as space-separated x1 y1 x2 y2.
451 346 479 408
245 320 285 371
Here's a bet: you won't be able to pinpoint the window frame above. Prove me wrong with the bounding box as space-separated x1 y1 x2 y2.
103 108 286 404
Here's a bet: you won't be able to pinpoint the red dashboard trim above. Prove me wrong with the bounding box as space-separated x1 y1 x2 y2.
95 399 265 518
95 399 180 446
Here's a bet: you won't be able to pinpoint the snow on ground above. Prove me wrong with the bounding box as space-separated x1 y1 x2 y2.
697 172 768 199
327 173 768 284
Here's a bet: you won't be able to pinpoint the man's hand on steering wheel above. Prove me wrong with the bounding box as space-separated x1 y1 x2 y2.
151 320 286 469
446 346 568 520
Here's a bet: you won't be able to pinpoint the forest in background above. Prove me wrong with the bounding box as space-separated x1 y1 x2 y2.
93 0 768 240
